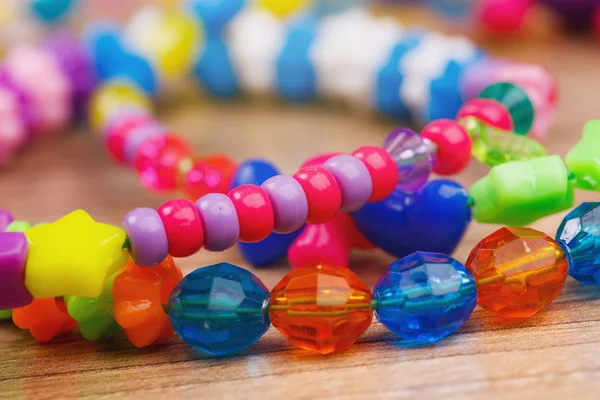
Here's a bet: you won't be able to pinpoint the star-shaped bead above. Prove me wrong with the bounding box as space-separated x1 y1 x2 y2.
24 210 129 299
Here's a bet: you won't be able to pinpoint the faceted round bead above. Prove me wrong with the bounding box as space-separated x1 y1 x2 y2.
157 199 205 258
480 82 535 135
556 202 600 285
196 193 240 251
293 166 342 224
228 185 274 243
168 263 271 356
351 146 399 202
123 207 169 267
421 119 472 176
466 227 569 319
383 128 435 194
323 155 373 212
13 298 76 343
261 175 308 234
373 252 477 343
456 98 513 131
269 263 373 354
0 232 33 309
135 134 194 192
179 154 238 200
89 81 152 133
0 210 13 232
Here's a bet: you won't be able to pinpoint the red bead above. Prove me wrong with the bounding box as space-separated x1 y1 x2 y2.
228 184 274 243
105 113 154 164
157 199 204 258
179 154 237 201
134 134 194 192
594 7 600 41
293 166 342 224
421 119 472 176
456 98 513 131
351 146 398 202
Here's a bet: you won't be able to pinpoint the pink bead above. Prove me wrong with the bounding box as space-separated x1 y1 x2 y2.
104 111 156 164
228 185 274 243
421 119 472 176
301 152 342 168
294 166 342 224
456 99 513 131
351 146 398 202
477 0 534 34
0 88 28 166
595 7 600 41
157 199 205 258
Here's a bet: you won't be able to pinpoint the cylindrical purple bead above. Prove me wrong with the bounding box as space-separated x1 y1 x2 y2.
0 210 13 232
261 175 308 234
123 207 169 267
323 155 373 212
196 193 240 252
0 232 33 309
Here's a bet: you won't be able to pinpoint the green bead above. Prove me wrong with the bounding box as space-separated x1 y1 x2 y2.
5 221 31 233
469 155 574 226
461 117 548 167
0 309 12 320
565 120 600 191
480 82 535 135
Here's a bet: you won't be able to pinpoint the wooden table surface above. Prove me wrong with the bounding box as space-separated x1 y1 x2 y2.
2 8 600 400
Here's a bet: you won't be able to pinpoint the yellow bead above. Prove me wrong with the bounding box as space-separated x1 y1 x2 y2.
88 81 152 134
24 210 129 299
258 0 312 18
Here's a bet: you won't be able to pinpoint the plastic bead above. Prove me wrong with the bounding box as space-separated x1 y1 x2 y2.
123 207 169 267
373 252 477 343
258 0 310 18
469 155 575 226
269 263 373 354
13 298 76 342
456 98 513 131
196 193 240 252
0 310 12 320
480 81 535 135
66 271 121 341
261 175 309 234
556 203 600 285
179 154 238 201
168 263 271 356
323 155 373 212
477 0 534 34
351 146 399 202
466 227 569 319
293 166 342 224
122 122 167 166
5 221 31 233
194 36 240 98
113 257 183 348
421 119 472 176
0 210 13 232
228 185 274 243
188 0 245 33
232 159 280 189
565 120 600 191
103 111 156 164
24 210 129 298
157 199 205 258
382 128 434 194
0 232 33 309
29 0 75 23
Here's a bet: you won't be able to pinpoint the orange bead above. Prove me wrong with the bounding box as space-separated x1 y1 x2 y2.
113 256 183 348
269 263 373 354
465 227 569 319
13 298 76 342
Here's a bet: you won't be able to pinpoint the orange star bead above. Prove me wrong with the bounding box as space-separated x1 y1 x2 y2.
465 227 569 319
13 298 76 342
269 263 373 354
113 256 183 348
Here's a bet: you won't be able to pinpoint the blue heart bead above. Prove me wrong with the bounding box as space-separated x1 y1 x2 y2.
352 179 471 258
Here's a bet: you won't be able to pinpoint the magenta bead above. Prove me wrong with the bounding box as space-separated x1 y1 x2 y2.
123 207 169 267
261 175 309 234
323 155 373 212
0 232 33 309
196 193 240 252
0 210 13 232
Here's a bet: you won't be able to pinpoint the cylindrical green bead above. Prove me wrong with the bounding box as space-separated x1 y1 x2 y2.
565 120 600 191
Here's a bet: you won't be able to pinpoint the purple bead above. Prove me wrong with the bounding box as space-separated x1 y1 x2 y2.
0 232 33 309
323 155 373 212
123 207 169 267
261 175 308 234
123 123 167 165
0 210 14 232
196 193 240 251
383 128 434 194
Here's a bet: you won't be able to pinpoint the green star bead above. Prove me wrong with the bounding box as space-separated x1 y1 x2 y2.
565 120 600 191
469 155 575 226
5 221 31 233
0 310 12 320
66 271 121 341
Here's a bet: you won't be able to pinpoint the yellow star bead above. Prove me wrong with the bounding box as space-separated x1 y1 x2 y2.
24 210 129 299
258 0 312 18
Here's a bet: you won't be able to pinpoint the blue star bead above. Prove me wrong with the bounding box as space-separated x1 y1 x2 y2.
373 252 477 343
556 202 600 285
168 263 270 356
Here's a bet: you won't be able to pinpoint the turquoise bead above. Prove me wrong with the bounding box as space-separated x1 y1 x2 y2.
168 263 270 356
556 203 600 285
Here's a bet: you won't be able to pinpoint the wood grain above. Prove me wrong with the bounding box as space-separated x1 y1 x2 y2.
1 12 600 400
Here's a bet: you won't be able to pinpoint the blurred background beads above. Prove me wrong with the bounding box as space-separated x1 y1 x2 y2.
168 263 271 356
28 0 76 24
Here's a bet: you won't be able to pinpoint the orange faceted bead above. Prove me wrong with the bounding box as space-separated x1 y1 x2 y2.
465 227 569 319
13 298 76 342
113 256 183 348
269 263 373 354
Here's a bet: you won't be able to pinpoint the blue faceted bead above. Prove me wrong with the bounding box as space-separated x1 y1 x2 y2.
373 252 477 343
168 263 270 356
556 202 600 285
